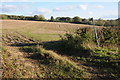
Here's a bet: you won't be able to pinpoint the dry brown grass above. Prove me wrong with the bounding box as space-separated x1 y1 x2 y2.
2 20 97 41
2 20 92 29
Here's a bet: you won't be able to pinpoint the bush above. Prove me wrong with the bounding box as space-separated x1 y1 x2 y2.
61 28 94 52
98 27 118 46
61 27 118 51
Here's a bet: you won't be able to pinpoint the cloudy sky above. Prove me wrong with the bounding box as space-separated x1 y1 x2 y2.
0 1 118 19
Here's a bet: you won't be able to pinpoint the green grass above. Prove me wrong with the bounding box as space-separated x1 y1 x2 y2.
21 46 88 78
2 20 119 78
3 45 88 78
2 47 34 78
2 20 92 41
71 47 120 78
20 31 61 41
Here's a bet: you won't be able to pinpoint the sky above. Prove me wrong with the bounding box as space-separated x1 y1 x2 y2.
0 0 119 2
0 1 119 20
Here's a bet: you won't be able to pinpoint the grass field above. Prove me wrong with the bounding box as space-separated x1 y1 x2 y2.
1 20 119 79
2 20 93 41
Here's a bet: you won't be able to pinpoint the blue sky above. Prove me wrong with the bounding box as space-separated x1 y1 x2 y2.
0 2 118 19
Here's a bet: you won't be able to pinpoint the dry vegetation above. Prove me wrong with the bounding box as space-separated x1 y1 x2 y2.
2 20 93 41
1 20 119 79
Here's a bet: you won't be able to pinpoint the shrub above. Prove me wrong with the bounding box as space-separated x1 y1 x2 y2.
61 27 118 51
98 27 118 46
61 28 94 51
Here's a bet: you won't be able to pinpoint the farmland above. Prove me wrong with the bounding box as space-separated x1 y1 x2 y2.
2 20 92 41
1 20 120 79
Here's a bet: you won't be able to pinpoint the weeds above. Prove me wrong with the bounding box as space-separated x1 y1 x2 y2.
58 27 119 78
71 47 120 78
20 46 88 78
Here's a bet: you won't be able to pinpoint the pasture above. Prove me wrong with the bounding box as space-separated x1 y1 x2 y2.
2 20 92 41
1 20 119 79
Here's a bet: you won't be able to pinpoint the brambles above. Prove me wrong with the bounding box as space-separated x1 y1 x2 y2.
98 27 118 46
61 28 94 51
61 27 118 50
60 27 119 78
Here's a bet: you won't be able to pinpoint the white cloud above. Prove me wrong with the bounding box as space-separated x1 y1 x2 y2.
53 4 89 12
0 5 18 12
78 4 88 10
53 8 61 11
0 4 29 13
65 5 75 10
96 5 104 9
33 8 52 15
53 5 76 12
88 11 93 15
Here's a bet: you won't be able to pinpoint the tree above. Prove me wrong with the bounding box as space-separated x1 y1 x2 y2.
39 15 45 21
82 19 89 24
95 18 105 26
66 17 72 22
20 16 26 20
56 17 60 21
73 16 82 23
1 15 8 19
50 16 54 22
34 15 39 21
34 15 45 21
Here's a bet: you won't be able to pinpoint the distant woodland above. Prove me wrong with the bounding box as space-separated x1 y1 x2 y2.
0 14 119 27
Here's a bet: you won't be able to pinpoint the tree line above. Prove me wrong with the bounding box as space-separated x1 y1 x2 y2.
0 14 119 27
50 16 119 27
0 14 46 21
